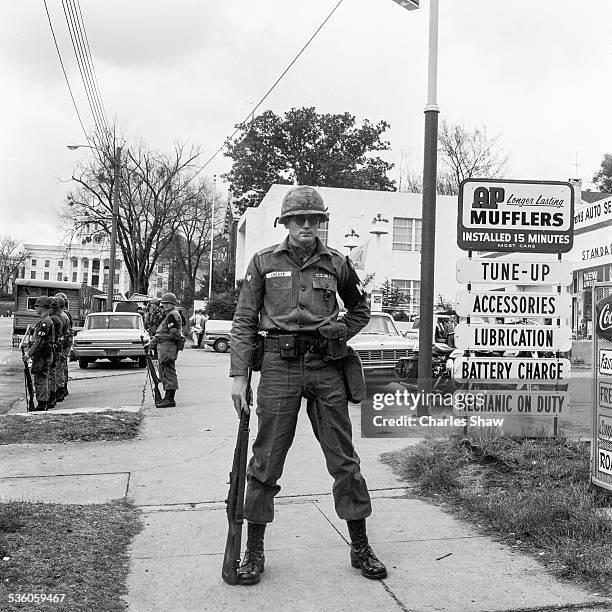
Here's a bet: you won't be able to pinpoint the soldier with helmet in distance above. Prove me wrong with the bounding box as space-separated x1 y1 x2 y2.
230 185 386 585
23 296 55 411
54 292 73 400
149 292 184 407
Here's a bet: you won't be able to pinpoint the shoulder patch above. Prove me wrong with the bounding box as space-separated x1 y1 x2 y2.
326 246 344 258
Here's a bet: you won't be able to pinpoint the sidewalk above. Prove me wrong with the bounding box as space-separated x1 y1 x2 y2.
1 355 609 611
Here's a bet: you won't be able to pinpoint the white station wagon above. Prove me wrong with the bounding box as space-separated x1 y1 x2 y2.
72 312 149 369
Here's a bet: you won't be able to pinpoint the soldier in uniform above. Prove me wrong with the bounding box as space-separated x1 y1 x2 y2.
150 292 184 407
24 296 55 411
47 298 66 409
230 185 386 585
55 292 73 399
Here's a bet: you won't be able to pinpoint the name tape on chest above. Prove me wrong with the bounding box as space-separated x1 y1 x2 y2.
265 271 292 279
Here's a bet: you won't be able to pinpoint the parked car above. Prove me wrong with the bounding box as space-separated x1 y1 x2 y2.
72 312 149 369
204 319 232 353
347 312 416 381
400 313 453 349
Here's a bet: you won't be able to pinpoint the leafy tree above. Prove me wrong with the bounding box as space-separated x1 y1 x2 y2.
381 279 406 309
435 293 455 313
206 288 240 320
592 154 612 193
224 107 396 212
64 131 202 294
438 120 510 194
0 236 25 297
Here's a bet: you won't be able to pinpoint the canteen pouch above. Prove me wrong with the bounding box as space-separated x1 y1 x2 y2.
278 333 298 359
318 323 348 361
177 335 186 351
251 334 265 371
341 346 366 404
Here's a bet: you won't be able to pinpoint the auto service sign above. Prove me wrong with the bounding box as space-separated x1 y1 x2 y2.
457 179 574 253
455 290 571 319
456 258 573 286
454 323 572 352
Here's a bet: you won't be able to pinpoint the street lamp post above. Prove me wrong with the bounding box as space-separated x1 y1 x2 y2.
208 175 217 299
68 144 122 311
343 229 360 254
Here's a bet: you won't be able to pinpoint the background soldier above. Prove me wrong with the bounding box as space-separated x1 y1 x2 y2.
150 292 184 407
47 298 65 409
230 185 386 585
24 296 55 411
55 292 73 399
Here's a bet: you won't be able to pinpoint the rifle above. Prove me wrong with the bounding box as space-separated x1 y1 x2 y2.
141 335 162 405
222 367 253 585
20 326 35 412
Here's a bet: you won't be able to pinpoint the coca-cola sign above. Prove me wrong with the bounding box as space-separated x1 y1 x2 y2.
596 294 612 342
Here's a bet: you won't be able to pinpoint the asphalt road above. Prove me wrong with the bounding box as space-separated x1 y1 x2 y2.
0 315 596 438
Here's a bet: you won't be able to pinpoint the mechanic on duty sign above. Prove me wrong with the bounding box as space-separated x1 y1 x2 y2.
457 179 574 253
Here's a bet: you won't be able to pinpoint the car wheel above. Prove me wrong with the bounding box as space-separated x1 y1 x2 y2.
138 356 147 368
78 357 89 369
214 339 229 353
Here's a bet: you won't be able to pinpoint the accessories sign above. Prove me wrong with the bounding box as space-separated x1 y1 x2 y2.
455 290 571 319
457 179 574 253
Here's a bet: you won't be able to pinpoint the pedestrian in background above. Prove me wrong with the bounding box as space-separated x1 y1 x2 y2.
55 292 73 399
150 292 184 407
23 296 55 411
230 185 386 585
189 309 206 348
47 297 66 409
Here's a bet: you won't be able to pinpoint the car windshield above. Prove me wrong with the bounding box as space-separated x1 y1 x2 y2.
359 316 399 336
87 315 141 330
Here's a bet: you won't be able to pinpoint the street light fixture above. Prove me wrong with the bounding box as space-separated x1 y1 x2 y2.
343 229 360 252
392 0 439 417
68 143 122 312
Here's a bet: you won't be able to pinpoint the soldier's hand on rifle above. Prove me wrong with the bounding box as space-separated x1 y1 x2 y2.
231 376 250 417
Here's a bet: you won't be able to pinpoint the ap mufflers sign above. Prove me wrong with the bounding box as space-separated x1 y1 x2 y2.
596 293 612 342
457 179 574 253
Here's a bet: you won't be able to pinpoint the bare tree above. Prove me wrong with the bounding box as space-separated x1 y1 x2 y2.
0 236 25 296
438 120 510 193
63 132 202 294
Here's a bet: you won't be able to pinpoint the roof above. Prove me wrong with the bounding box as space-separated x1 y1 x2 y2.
15 279 84 290
581 191 612 203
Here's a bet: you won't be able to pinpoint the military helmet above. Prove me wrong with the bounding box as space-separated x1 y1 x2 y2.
35 296 52 308
277 186 329 224
160 292 178 305
55 292 68 301
52 296 66 308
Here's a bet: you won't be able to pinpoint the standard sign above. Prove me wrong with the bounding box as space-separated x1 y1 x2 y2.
456 258 573 286
454 323 572 351
457 179 574 253
452 357 571 382
598 414 612 442
453 391 569 415
600 350 612 376
456 290 571 319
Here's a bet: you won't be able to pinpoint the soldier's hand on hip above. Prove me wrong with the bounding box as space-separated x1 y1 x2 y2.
231 376 250 417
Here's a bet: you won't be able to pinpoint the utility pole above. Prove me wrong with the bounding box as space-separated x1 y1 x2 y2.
208 175 217 299
107 146 122 311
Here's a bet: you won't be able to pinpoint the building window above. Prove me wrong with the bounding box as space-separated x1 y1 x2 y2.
44 259 50 268
82 272 88 284
158 265 164 273
392 279 421 311
57 272 63 281
30 270 36 279
71 257 78 267
393 218 422 252
82 258 89 269
31 258 37 267
72 272 77 282
58 260 63 268
44 272 49 280
156 277 162 288
318 220 329 246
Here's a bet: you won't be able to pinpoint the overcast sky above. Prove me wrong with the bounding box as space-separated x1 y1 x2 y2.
2 0 611 245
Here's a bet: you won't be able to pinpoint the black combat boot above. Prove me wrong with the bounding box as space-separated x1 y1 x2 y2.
34 401 48 412
347 519 387 580
237 522 266 585
47 391 56 409
56 387 65 402
156 390 176 408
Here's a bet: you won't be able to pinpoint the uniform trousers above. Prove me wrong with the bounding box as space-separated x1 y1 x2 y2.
49 348 61 393
31 353 53 402
244 350 372 524
157 343 179 390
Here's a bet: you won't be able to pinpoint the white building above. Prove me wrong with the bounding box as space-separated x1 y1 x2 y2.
234 184 463 314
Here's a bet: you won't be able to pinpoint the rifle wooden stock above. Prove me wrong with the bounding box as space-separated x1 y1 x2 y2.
222 369 253 585
141 336 162 404
21 346 35 413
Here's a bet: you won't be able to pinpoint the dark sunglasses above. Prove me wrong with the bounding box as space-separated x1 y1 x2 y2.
291 214 321 226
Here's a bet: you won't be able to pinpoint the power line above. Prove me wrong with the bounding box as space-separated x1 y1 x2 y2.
196 0 346 177
43 0 90 142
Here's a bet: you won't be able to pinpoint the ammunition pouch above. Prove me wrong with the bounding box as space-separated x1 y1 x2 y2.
252 334 265 372
340 346 366 404
318 323 348 361
278 333 298 359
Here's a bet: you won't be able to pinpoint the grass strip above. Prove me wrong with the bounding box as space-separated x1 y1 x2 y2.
0 500 142 611
381 432 612 596
0 412 143 445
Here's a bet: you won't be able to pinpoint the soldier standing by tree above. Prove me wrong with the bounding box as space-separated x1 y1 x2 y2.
23 296 55 411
